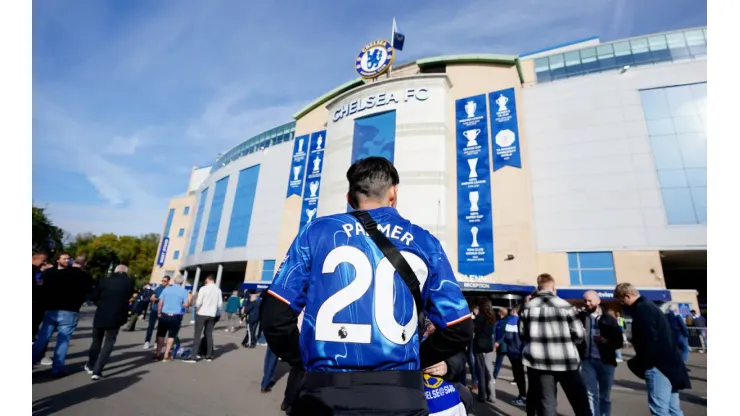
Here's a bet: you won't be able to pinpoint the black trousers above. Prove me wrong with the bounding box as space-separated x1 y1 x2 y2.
246 322 259 346
198 315 221 356
86 327 119 375
284 365 305 407
526 367 591 416
191 315 216 358
293 370 428 416
33 303 45 340
510 356 527 398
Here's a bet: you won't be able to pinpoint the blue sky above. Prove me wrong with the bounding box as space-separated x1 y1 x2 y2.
32 0 707 237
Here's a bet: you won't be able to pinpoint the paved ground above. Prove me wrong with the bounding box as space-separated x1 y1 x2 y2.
32 308 708 416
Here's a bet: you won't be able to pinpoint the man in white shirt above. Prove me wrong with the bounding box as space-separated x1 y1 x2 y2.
184 275 222 362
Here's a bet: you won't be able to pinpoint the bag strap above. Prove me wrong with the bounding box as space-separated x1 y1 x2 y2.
349 210 425 321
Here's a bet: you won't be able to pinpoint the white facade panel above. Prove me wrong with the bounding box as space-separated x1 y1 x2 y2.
523 59 707 251
182 141 292 267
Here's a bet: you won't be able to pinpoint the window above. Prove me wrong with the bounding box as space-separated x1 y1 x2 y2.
640 83 707 225
261 260 276 281
226 165 261 248
178 228 185 237
183 206 190 215
173 250 180 260
202 176 230 251
162 208 175 237
568 252 616 286
188 187 209 255
533 28 706 84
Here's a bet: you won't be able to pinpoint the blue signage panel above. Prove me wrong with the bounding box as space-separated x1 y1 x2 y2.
556 288 672 302
455 95 494 278
286 134 310 198
241 282 271 292
488 88 522 171
156 237 170 267
459 281 535 293
299 130 327 229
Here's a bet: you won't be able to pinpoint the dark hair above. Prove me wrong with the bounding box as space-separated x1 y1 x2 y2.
162 275 171 281
346 157 400 208
478 297 496 323
57 252 71 259
205 274 215 281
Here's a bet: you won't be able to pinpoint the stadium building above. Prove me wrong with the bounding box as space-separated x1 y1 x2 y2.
151 26 707 312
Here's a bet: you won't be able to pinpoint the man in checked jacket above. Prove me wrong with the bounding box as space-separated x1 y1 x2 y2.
519 273 591 416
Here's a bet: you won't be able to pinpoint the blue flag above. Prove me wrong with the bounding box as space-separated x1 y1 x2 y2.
392 18 405 51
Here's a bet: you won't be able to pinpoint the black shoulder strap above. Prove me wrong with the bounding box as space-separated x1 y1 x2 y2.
349 210 425 321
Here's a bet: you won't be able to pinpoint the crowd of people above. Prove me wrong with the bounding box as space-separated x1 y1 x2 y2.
32 157 705 416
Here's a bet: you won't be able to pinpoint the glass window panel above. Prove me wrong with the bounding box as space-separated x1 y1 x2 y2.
567 252 579 269
640 89 671 119
646 118 675 136
661 187 698 224
676 133 707 168
596 44 616 71
173 250 180 260
666 32 691 61
648 35 672 62
549 54 566 80
691 83 707 114
569 269 581 286
565 50 583 76
685 29 706 57
650 135 684 170
690 186 707 224
577 252 614 269
579 48 599 73
630 38 653 65
672 116 703 134
665 85 698 116
580 269 617 286
613 41 634 67
685 168 707 187
657 169 688 188
534 57 549 72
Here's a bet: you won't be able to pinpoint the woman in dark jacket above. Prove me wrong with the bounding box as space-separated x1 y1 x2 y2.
473 297 496 403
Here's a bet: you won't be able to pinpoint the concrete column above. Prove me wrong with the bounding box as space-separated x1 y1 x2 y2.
215 264 224 289
182 269 189 287
192 267 202 296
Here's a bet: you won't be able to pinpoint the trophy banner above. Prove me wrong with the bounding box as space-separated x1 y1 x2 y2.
455 94 495 278
489 88 522 171
299 130 327 229
286 134 310 198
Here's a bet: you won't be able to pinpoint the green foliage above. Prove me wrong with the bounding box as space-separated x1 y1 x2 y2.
33 205 160 288
32 206 65 257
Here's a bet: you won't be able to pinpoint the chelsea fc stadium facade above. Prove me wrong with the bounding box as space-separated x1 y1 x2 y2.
151 27 707 312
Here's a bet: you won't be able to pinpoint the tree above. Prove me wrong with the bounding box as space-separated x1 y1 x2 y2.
34 206 160 287
32 206 65 257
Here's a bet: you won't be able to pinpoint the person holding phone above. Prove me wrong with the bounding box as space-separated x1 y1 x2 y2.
576 291 623 416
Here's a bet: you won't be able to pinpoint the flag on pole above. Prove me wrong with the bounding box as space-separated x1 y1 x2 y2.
392 17 405 51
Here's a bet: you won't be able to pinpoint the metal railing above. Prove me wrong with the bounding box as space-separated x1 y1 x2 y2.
688 327 707 351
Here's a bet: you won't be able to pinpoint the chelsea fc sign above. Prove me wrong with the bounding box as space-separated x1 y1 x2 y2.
355 40 395 79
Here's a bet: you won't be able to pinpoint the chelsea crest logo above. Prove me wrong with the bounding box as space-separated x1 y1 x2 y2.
355 40 395 79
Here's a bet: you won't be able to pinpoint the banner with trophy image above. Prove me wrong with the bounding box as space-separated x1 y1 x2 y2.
299 130 327 229
488 88 522 171
455 94 495 278
286 134 310 198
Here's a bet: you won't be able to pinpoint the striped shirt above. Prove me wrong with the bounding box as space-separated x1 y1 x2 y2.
519 291 584 371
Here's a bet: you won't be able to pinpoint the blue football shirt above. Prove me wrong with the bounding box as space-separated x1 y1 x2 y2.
268 207 471 372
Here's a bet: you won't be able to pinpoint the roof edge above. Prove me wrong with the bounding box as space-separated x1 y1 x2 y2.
292 78 365 120
417 54 524 84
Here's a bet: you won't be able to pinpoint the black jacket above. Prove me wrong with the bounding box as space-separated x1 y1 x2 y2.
628 296 691 391
576 310 624 366
42 267 93 313
473 315 494 354
92 272 135 329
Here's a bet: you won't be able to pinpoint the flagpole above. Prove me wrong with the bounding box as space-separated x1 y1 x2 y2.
388 17 396 78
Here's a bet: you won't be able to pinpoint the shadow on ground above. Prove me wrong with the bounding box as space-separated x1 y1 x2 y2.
32 371 148 416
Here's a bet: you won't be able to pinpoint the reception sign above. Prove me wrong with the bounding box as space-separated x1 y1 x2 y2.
455 94 494 278
488 88 522 171
299 130 327 229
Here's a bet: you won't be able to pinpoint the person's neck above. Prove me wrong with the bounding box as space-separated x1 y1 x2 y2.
357 200 391 210
591 306 602 316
